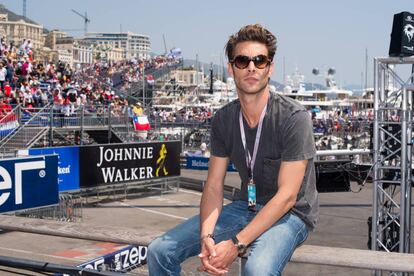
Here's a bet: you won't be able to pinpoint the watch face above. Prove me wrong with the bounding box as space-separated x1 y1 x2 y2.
232 236 247 255
237 244 247 253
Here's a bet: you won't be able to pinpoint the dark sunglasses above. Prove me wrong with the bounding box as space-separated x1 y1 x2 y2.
231 55 271 69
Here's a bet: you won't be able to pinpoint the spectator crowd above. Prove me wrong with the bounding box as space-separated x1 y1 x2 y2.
0 36 180 121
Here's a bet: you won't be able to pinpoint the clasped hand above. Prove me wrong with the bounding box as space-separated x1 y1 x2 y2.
197 238 238 275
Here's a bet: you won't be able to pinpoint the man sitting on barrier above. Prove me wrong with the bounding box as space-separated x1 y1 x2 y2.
148 24 319 276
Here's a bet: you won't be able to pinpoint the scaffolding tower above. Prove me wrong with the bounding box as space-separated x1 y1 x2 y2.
372 56 414 274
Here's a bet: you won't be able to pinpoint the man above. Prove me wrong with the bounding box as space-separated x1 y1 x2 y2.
148 24 318 275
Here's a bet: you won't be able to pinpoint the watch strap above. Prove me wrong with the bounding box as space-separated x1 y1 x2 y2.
231 235 239 245
231 236 247 256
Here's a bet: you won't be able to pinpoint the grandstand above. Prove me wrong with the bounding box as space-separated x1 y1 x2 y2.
0 40 186 156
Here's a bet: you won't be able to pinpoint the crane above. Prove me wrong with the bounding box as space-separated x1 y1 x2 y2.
22 0 26 18
163 34 168 55
71 9 90 36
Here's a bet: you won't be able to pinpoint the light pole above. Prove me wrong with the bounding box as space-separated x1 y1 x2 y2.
142 63 145 107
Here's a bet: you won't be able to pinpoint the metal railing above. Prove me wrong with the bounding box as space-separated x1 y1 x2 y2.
120 62 182 101
0 103 52 155
0 104 133 155
14 193 83 222
0 255 126 276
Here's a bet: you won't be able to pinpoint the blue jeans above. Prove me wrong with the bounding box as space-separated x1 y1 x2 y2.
147 200 308 276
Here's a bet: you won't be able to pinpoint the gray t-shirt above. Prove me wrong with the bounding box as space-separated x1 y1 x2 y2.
210 92 319 230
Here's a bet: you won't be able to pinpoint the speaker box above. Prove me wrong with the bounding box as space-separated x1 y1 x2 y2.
389 11 414 57
315 161 350 193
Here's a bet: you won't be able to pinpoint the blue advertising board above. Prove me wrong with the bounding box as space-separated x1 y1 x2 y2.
0 155 59 213
77 245 147 272
29 146 80 192
186 156 237 171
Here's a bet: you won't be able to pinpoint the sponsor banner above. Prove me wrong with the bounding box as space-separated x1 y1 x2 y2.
78 245 147 272
186 156 237 172
0 155 59 213
57 245 147 276
79 141 181 188
28 147 80 192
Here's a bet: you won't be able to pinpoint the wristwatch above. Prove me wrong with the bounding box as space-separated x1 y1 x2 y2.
231 236 247 256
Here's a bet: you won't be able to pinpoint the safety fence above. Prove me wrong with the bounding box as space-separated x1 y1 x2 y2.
14 193 83 222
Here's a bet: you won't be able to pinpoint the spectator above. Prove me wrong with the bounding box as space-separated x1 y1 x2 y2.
0 63 6 94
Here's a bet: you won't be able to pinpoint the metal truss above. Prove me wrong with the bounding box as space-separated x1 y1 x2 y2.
372 56 414 266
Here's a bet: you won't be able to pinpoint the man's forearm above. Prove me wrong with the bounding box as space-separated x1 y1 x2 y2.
199 181 224 237
236 160 308 245
235 191 296 245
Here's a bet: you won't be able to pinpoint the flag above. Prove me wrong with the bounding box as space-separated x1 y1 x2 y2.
133 115 151 131
146 74 155 85
0 113 19 136
168 47 182 59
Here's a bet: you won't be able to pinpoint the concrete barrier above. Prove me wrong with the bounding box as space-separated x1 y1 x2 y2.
1 215 414 273
291 244 414 272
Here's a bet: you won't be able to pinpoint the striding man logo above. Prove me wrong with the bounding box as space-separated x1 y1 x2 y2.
156 144 169 177
404 24 414 42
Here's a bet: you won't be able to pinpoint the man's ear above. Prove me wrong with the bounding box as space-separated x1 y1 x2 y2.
268 61 274 78
227 62 234 78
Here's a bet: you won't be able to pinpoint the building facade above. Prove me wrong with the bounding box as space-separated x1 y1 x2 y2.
56 49 72 65
55 36 125 66
55 37 94 66
0 6 44 50
94 44 124 63
171 69 205 85
84 32 150 60
44 30 67 50
73 40 94 65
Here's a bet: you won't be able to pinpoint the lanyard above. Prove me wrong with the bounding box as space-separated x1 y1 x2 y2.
239 104 267 181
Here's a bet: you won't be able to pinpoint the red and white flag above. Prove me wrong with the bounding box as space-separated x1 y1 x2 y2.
0 113 19 136
133 115 151 131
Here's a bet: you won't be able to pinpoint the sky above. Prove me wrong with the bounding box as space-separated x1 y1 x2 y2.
1 0 413 87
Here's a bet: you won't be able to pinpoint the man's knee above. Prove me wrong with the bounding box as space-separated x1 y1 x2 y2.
147 237 177 275
243 260 282 276
147 237 166 261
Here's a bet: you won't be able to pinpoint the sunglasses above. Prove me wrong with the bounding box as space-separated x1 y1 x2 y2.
231 55 271 69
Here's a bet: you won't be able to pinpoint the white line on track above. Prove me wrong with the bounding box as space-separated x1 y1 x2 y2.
118 202 188 220
178 189 203 196
0 246 89 262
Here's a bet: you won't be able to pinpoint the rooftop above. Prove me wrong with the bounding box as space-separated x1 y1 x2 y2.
0 4 41 26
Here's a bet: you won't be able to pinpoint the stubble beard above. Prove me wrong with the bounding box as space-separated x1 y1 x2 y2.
235 79 269 96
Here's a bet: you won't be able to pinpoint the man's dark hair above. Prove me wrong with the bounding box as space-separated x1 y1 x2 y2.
225 24 277 61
